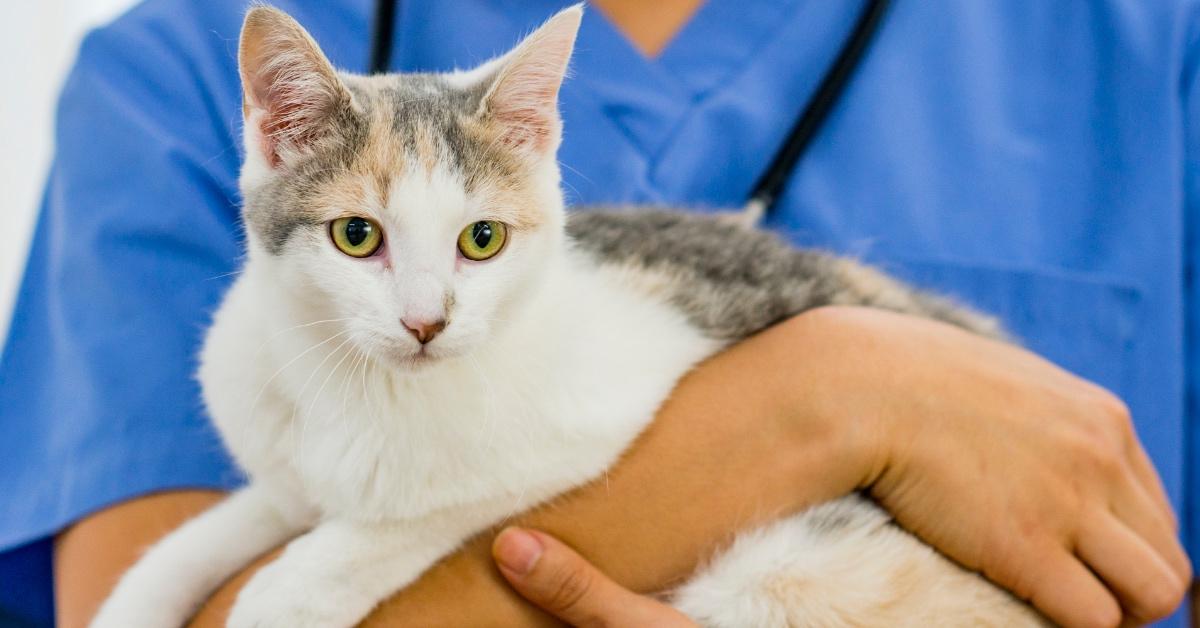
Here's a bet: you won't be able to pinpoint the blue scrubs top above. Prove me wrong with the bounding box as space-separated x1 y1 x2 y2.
0 0 1196 625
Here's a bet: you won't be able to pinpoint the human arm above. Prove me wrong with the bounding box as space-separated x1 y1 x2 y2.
60 307 1187 627
54 491 227 628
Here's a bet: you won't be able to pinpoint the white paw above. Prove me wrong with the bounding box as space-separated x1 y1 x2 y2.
90 592 190 628
90 572 199 628
226 561 372 628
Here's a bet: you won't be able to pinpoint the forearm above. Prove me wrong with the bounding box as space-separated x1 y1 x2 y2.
55 490 228 628
189 314 871 626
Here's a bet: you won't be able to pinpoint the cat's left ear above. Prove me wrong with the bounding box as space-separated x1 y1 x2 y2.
477 5 583 158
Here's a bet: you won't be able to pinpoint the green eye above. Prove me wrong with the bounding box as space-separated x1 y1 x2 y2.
330 217 383 258
457 221 508 261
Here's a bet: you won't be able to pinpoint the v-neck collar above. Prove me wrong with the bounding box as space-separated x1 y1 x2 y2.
488 0 805 158
654 0 805 98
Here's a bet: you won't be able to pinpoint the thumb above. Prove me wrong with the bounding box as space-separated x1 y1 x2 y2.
492 527 695 628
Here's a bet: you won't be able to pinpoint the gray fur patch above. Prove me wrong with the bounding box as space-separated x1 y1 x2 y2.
379 73 518 191
567 209 1000 341
799 494 887 537
243 93 370 254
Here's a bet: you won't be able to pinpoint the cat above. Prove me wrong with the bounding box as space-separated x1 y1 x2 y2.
92 5 1047 627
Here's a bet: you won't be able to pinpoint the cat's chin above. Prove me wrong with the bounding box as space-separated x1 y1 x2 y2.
378 343 459 371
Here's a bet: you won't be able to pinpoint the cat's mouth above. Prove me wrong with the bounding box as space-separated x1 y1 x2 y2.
366 327 472 370
380 341 449 370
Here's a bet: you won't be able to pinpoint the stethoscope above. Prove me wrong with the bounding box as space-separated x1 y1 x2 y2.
368 0 890 223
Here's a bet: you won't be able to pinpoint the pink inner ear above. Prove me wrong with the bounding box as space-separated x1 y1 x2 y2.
490 81 560 153
255 80 324 167
482 7 580 156
240 10 344 168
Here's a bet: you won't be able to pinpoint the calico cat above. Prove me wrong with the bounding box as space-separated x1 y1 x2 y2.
92 5 1046 627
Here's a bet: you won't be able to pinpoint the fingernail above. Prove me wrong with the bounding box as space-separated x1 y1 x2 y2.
494 527 544 576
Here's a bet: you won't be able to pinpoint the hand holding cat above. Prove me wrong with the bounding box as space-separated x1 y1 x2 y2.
788 306 1190 627
488 306 1189 628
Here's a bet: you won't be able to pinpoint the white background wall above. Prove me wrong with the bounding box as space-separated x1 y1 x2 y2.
0 0 140 349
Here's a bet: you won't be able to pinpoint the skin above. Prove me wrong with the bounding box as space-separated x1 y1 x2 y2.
493 526 696 627
590 0 706 57
55 3 1193 626
55 490 226 628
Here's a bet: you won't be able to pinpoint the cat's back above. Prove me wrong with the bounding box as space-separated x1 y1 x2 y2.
566 208 999 341
567 208 839 341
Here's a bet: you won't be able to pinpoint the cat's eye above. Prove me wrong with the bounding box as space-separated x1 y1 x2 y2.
457 221 508 261
330 217 383 258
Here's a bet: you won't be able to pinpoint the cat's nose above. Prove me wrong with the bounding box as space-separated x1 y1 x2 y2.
402 318 446 345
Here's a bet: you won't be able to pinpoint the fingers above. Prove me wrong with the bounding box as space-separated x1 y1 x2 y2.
1026 547 1121 628
493 527 696 628
1075 514 1187 623
1125 440 1175 530
1110 472 1192 589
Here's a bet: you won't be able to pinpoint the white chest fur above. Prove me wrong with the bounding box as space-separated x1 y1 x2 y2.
199 252 720 523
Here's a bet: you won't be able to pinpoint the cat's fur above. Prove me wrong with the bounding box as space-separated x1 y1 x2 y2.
92 6 1046 627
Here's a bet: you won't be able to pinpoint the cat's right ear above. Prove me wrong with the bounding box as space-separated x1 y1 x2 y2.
238 6 349 169
474 5 583 159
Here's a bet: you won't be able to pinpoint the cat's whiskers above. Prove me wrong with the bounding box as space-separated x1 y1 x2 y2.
556 159 592 186
303 334 361 426
248 328 355 421
555 160 589 201
361 346 382 429
204 268 245 282
339 349 366 428
253 317 354 357
328 348 364 487
290 334 358 467
362 347 391 501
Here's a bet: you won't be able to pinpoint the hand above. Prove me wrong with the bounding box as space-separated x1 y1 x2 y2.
493 527 696 627
798 306 1190 627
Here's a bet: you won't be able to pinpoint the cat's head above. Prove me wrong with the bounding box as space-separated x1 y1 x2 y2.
236 5 580 366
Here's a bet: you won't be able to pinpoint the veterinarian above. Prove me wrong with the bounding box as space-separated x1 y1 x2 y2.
0 0 1194 626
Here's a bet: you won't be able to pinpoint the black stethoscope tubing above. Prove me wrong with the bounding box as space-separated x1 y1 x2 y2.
368 0 891 222
368 0 399 77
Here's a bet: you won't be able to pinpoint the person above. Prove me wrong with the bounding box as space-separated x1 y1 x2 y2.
0 0 1193 625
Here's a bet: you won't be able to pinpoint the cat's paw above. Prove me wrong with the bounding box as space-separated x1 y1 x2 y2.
89 594 188 628
89 573 199 628
226 560 373 628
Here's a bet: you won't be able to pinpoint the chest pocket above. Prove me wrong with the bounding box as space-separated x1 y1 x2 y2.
883 257 1143 395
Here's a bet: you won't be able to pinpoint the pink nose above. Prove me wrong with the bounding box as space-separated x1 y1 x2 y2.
402 318 446 345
